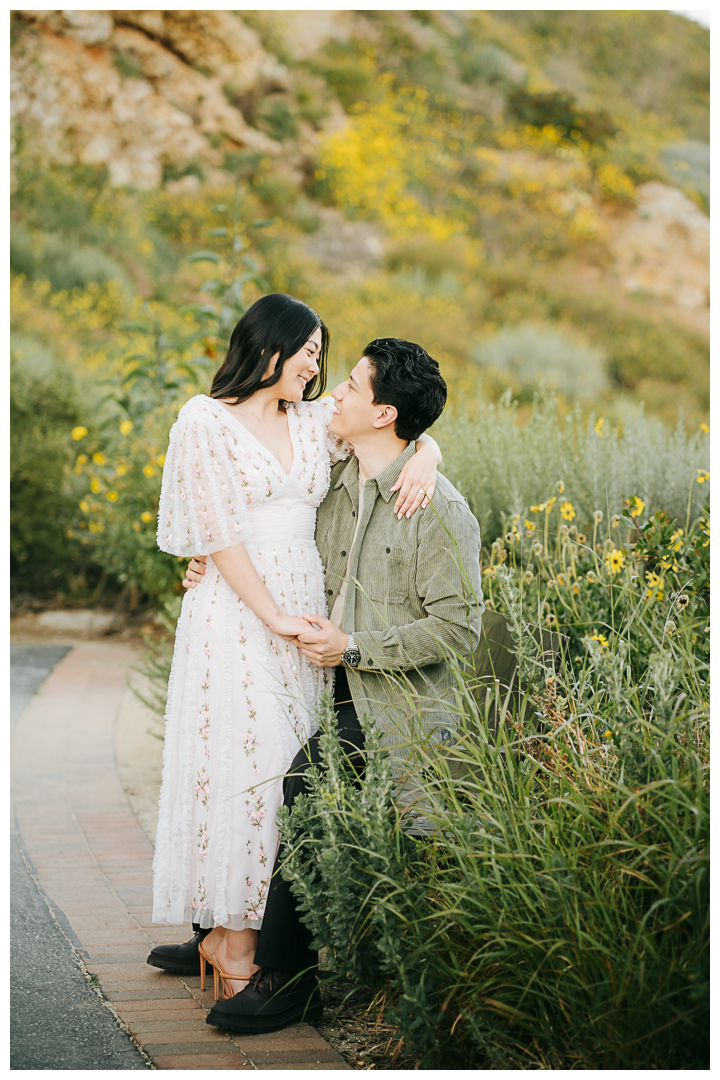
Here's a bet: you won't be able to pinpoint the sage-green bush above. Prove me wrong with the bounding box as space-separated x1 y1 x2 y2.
279 560 709 1068
473 322 608 399
437 393 709 547
10 336 86 595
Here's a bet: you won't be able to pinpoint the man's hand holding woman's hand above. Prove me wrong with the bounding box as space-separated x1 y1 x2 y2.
296 615 349 667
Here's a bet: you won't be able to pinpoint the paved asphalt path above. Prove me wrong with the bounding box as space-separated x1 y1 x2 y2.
11 644 148 1070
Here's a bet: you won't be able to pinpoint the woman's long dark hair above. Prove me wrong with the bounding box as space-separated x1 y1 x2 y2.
209 293 329 404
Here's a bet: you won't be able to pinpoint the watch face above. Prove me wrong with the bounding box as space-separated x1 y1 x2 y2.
344 649 360 667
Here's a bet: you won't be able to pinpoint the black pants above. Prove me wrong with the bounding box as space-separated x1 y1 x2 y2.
253 666 365 973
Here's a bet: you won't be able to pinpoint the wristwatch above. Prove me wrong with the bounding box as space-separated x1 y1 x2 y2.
341 634 361 668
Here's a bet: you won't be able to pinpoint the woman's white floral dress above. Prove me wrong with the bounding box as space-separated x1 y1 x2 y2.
152 394 346 929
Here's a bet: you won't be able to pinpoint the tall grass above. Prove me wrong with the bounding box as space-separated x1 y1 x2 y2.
278 505 709 1069
436 392 709 546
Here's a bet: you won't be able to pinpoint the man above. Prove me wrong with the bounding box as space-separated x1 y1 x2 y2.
147 338 484 1032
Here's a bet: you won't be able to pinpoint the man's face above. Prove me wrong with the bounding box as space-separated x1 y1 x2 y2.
329 357 388 442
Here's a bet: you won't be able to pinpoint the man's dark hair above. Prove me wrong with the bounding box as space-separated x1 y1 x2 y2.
363 337 447 442
210 293 329 404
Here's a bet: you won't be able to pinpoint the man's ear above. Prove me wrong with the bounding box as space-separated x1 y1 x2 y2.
373 404 398 430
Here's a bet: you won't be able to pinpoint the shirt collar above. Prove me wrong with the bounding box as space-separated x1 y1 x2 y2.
333 442 416 501
334 454 359 491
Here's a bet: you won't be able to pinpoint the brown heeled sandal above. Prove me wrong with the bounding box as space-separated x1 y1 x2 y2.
211 952 256 1000
197 941 220 999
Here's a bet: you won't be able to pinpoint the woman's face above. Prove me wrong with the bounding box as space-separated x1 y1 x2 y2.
267 327 322 401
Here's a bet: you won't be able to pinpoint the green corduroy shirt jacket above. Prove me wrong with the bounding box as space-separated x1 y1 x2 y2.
315 442 484 785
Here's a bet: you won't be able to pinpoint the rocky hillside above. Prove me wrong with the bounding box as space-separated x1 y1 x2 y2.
11 10 306 188
11 9 709 414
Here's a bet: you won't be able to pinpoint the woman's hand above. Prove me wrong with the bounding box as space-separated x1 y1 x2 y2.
391 432 441 519
182 555 207 588
267 612 311 639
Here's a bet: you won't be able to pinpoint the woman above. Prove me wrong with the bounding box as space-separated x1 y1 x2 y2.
152 294 439 997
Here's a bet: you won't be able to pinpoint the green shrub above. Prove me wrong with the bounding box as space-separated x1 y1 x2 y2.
279 535 709 1068
506 88 620 145
437 394 709 546
70 195 266 606
10 336 87 595
10 223 36 278
473 322 608 400
41 236 132 293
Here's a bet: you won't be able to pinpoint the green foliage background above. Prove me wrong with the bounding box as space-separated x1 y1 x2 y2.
10 9 708 611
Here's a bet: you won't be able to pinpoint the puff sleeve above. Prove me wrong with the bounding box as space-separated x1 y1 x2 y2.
157 408 251 557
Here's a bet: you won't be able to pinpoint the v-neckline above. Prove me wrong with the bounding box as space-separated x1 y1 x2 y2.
210 397 297 478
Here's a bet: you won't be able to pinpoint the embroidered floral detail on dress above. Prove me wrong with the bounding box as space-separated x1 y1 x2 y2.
152 394 339 927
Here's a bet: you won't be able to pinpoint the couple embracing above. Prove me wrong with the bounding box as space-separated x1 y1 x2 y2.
147 293 483 1033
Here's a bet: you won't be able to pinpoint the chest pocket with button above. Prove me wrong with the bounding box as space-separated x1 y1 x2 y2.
361 542 412 605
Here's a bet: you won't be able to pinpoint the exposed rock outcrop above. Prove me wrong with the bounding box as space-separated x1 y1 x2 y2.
11 10 293 189
607 182 709 311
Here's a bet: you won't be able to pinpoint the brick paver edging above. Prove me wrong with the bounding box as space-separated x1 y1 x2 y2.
11 641 348 1071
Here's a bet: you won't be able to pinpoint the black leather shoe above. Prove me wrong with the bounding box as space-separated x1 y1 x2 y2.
147 929 211 976
206 968 322 1034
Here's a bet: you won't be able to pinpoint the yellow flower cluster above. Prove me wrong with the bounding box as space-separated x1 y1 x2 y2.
595 163 636 203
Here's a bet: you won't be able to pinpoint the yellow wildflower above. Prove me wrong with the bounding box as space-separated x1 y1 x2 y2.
605 548 625 575
700 424 709 434
106 491 118 502
141 511 154 523
92 452 107 466
76 454 88 466
594 417 605 435
697 469 709 484
119 420 133 436
132 521 141 532
157 454 165 467
645 571 661 589
116 463 128 476
78 499 89 513
71 426 88 440
669 528 684 552
556 480 565 494
530 504 542 513
628 495 645 518
590 633 609 648
483 567 496 578
90 478 101 493
143 464 155 478
571 583 580 595
560 501 575 521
